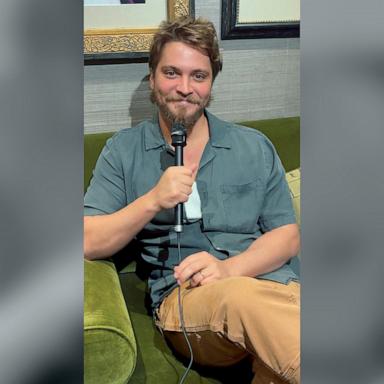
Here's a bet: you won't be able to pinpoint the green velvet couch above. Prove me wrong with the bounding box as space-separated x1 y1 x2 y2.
84 117 300 384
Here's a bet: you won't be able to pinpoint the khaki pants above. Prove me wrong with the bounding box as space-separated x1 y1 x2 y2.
156 277 300 383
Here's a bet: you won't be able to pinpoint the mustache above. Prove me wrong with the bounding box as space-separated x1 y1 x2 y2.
164 96 201 105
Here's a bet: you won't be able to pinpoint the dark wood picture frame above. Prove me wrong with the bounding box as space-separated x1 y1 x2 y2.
221 0 299 40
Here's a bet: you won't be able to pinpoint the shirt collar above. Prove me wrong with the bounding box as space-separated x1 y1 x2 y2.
144 113 167 151
144 109 232 151
205 110 232 149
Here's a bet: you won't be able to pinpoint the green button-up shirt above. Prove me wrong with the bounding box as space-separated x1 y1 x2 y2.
84 110 299 309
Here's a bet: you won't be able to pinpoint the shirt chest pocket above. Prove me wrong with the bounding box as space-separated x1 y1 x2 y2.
220 179 265 233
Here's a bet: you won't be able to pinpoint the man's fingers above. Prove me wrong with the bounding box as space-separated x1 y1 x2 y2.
174 252 215 284
187 163 198 178
175 265 197 283
190 271 204 287
178 184 192 196
175 263 203 283
199 275 214 286
169 166 194 177
189 270 214 287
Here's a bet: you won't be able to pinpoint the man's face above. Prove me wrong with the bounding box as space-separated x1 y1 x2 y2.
150 41 213 130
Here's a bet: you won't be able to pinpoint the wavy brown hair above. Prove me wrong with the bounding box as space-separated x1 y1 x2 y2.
149 16 223 81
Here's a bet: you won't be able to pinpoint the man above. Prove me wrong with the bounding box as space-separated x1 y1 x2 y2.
84 17 300 384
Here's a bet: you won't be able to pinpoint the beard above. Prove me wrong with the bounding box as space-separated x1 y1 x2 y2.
150 88 211 132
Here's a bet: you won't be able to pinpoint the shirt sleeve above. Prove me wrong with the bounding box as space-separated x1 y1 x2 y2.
258 137 297 232
84 135 127 216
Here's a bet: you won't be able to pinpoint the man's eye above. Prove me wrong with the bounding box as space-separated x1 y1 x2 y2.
194 73 207 81
165 70 176 77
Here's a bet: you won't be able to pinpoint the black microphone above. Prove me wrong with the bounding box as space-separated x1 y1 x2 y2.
171 122 187 233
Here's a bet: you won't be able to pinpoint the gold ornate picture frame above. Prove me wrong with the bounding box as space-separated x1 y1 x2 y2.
84 0 194 63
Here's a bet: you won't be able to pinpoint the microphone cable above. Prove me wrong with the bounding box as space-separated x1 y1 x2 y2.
171 122 193 383
176 231 194 384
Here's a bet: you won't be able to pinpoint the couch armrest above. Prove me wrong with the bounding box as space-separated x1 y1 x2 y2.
84 260 137 384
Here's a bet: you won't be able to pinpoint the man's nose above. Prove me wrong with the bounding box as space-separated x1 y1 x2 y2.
176 76 193 97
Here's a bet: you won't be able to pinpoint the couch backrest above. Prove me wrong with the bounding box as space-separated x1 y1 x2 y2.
84 117 300 190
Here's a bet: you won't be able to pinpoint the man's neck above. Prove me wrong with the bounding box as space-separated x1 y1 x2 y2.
158 112 209 147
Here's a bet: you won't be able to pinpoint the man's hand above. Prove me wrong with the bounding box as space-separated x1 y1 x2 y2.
174 251 231 287
149 164 197 211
